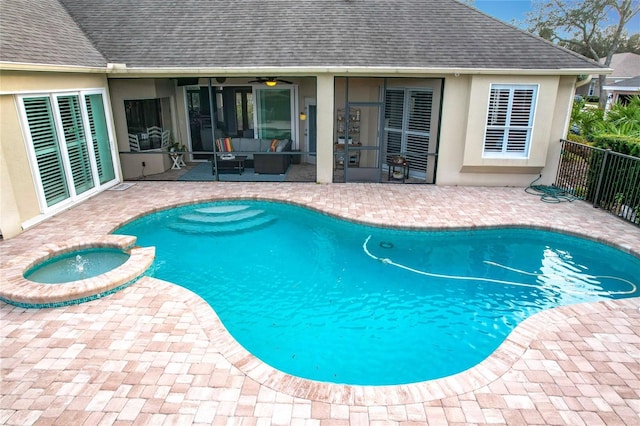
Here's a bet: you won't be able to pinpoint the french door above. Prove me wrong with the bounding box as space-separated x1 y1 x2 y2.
20 90 118 212
384 88 436 181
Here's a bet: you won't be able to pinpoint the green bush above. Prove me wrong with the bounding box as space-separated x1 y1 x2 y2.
570 104 604 141
592 134 640 158
565 133 589 144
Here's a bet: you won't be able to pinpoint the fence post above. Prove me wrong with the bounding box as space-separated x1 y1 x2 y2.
592 148 611 208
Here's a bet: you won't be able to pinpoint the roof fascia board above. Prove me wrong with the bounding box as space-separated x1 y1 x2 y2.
0 61 107 73
1 62 611 77
603 85 639 91
107 66 613 78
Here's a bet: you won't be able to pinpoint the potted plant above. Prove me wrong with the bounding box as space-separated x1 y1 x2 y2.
169 141 186 152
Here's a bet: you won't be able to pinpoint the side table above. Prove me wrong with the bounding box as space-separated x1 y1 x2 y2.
212 155 247 175
387 157 409 183
169 153 186 170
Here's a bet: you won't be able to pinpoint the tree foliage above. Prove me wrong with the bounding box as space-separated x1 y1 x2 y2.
527 0 640 107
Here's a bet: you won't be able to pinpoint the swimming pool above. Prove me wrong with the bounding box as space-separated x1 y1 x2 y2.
115 200 640 385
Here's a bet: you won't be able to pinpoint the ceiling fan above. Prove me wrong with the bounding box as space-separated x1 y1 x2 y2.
248 77 293 87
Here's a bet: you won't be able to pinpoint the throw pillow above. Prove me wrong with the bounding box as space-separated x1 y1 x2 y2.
276 139 289 152
269 139 280 152
223 137 233 152
216 137 233 152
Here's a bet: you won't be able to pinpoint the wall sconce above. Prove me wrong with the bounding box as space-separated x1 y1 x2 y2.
299 112 307 121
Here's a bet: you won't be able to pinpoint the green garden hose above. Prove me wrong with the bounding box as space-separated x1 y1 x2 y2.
525 175 582 203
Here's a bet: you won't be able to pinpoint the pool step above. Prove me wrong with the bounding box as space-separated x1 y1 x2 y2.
169 214 276 235
194 205 250 214
180 209 265 224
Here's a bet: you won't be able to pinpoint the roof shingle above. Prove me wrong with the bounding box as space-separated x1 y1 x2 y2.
2 0 602 71
0 0 106 67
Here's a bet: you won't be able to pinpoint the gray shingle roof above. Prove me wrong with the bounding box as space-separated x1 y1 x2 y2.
0 0 106 67
3 0 602 71
605 75 640 89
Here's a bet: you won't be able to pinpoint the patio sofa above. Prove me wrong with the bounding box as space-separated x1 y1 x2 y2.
202 135 292 174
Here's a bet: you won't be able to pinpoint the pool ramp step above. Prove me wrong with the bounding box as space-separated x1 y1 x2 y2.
170 206 275 234
169 214 276 235
194 205 250 214
180 209 264 224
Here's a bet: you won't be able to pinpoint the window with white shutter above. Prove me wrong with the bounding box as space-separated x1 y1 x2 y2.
483 85 537 158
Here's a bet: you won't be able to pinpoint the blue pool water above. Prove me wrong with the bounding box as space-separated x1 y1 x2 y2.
24 248 129 284
114 201 640 385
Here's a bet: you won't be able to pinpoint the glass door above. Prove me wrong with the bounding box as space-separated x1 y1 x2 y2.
84 93 116 184
305 100 317 164
254 87 293 140
56 94 95 195
20 90 117 212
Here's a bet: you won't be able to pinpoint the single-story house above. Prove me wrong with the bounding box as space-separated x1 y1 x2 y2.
0 0 606 239
576 52 640 99
603 75 640 109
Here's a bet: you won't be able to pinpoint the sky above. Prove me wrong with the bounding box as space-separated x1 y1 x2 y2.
473 0 640 32
474 0 533 25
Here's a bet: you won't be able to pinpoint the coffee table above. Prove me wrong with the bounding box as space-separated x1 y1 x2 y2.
211 155 247 175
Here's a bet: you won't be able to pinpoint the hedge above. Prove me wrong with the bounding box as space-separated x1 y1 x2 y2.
592 134 640 158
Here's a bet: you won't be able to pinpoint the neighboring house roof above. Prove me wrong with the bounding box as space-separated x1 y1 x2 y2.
603 75 640 91
601 53 640 78
0 0 106 68
2 0 603 73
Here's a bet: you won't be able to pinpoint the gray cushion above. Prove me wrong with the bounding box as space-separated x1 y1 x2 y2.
260 139 274 151
233 138 261 152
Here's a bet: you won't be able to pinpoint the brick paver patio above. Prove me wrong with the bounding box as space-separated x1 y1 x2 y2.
1 182 639 425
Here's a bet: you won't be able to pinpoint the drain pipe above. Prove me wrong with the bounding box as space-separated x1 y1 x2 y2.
208 78 219 180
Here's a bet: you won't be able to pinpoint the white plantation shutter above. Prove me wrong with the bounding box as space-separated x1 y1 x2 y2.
57 95 94 195
384 90 404 156
22 97 70 207
384 88 433 177
484 85 537 157
85 95 104 178
405 90 432 173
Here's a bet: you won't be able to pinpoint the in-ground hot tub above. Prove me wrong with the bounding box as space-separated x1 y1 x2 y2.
0 235 155 308
24 248 131 284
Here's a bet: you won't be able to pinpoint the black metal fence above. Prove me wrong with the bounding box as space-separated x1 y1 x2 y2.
555 139 640 225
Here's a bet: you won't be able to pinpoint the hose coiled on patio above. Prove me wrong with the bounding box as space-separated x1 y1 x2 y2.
525 175 581 203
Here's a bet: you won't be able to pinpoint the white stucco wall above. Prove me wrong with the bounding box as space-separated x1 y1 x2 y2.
436 74 576 186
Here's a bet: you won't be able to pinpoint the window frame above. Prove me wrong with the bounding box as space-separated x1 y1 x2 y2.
482 84 538 159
